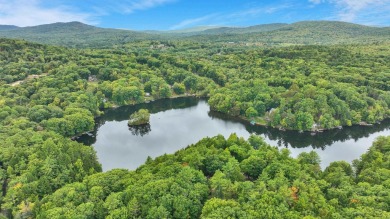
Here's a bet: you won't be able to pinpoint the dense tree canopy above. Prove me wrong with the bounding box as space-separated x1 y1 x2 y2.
0 36 389 218
34 135 390 218
1 39 389 132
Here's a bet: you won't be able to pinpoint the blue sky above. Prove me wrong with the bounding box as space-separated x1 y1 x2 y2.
0 0 389 30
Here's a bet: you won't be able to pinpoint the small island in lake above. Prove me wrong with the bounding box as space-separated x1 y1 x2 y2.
128 109 150 126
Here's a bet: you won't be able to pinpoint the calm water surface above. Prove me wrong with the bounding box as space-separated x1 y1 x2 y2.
78 97 390 171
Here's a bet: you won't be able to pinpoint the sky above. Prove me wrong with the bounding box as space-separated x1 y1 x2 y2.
0 0 389 30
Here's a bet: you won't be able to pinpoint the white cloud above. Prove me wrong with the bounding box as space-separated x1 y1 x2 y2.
310 0 390 24
309 0 323 4
265 5 292 14
169 14 218 30
0 0 177 27
334 0 390 22
229 4 292 18
170 4 293 30
121 0 177 13
0 0 96 26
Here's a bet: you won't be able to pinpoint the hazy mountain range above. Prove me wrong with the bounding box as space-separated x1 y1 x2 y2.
0 21 389 48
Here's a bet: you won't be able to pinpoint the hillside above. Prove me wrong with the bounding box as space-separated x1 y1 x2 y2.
0 21 161 48
272 21 390 43
0 21 389 48
200 23 288 34
150 23 288 36
187 21 390 45
0 25 19 31
165 26 223 33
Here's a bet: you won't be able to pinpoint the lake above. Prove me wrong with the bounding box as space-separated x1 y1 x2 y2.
77 97 390 171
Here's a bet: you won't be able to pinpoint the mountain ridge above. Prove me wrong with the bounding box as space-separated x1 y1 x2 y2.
0 20 388 47
0 25 19 31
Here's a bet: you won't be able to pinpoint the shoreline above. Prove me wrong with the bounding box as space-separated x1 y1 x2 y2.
72 95 386 140
236 114 379 133
71 94 203 140
208 107 383 133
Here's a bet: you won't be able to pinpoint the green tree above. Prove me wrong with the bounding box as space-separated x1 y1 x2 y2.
172 82 185 95
245 107 258 118
201 198 245 219
296 112 314 131
128 109 150 126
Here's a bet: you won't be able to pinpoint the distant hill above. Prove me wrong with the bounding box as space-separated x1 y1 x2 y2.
278 21 388 37
0 25 19 31
147 23 288 36
167 26 223 33
143 26 223 35
267 21 390 44
0 21 161 48
200 23 288 34
186 21 390 45
0 21 388 47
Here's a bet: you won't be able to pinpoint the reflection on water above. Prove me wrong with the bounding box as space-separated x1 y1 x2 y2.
208 110 390 149
77 97 390 171
128 124 151 137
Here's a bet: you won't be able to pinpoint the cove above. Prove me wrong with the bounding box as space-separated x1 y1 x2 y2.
77 97 390 171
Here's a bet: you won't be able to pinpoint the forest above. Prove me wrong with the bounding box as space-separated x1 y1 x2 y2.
34 134 390 219
1 38 389 132
0 23 389 218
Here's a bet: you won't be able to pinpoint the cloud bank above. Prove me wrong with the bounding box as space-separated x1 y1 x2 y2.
169 4 292 30
121 0 177 13
0 0 177 27
310 0 390 25
0 0 95 26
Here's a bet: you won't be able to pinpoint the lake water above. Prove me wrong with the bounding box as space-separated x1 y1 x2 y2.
77 97 390 171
